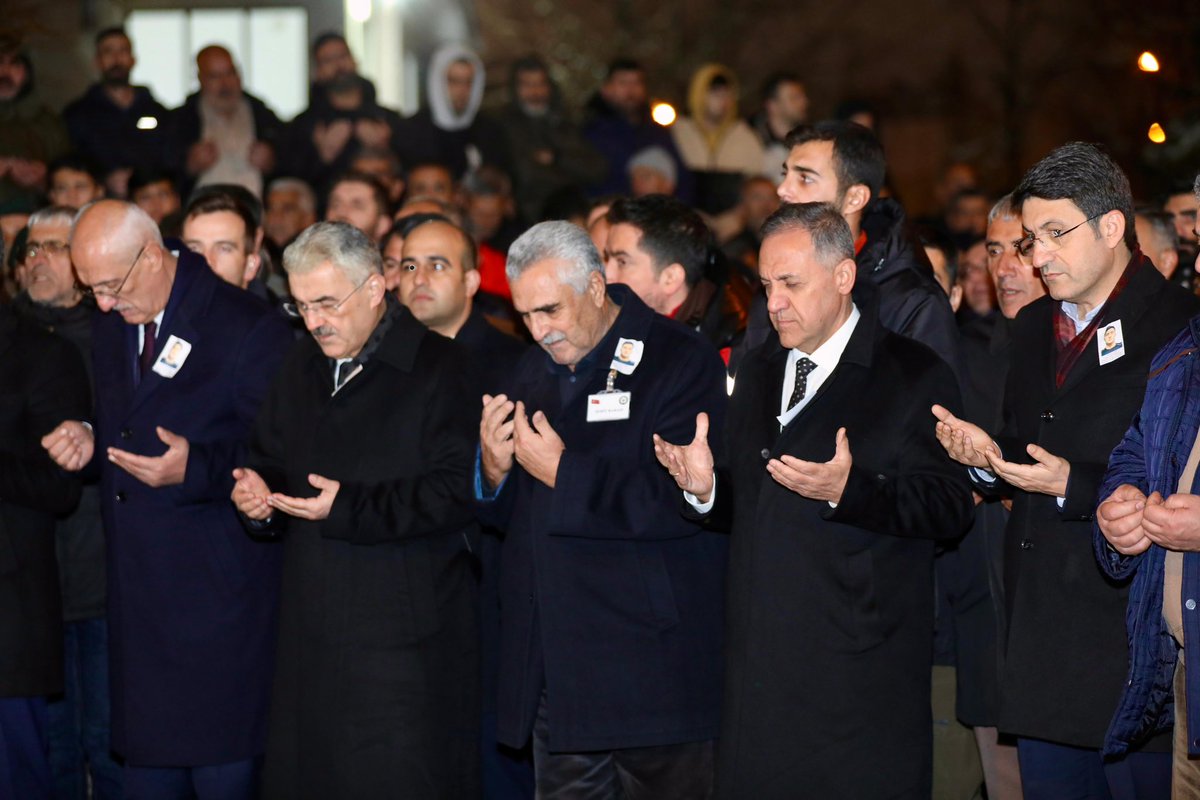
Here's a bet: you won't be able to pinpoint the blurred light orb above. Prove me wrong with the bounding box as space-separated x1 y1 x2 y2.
1138 51 1160 72
651 102 677 127
1148 122 1167 144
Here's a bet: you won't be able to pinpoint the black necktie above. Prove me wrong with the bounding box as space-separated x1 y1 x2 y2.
139 321 157 381
788 357 817 410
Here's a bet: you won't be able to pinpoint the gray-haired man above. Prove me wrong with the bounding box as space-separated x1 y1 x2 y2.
232 221 481 797
476 221 728 798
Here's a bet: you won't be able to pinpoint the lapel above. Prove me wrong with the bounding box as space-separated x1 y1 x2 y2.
775 303 877 449
1055 257 1161 399
129 252 209 414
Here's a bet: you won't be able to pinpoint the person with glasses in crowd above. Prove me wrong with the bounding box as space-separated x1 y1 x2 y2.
10 206 124 799
231 221 482 797
932 142 1200 798
41 199 292 800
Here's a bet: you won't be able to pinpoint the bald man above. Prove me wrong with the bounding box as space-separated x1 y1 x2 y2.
162 45 283 198
42 200 292 798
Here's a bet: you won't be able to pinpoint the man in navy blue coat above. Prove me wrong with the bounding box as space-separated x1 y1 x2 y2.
476 221 728 797
42 200 292 798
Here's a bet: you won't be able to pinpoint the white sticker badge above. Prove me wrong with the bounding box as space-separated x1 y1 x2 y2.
151 335 192 378
1097 319 1125 366
609 338 644 375
587 391 632 422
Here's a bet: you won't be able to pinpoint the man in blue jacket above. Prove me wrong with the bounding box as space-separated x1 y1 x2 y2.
476 221 727 797
42 199 292 798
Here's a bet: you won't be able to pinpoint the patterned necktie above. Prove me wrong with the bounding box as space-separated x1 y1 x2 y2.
139 321 157 380
788 357 818 410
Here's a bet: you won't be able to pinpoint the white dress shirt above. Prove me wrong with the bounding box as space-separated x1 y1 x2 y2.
687 305 861 512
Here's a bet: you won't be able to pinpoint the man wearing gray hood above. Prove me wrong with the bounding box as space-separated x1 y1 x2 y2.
407 44 511 180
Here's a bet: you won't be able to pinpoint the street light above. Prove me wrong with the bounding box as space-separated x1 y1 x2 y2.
1148 122 1166 144
1138 51 1160 73
651 102 676 127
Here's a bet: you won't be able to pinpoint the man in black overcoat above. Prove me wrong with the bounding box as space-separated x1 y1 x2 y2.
656 202 973 798
934 142 1200 797
232 221 480 798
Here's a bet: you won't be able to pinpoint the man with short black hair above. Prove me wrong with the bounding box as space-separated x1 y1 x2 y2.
325 171 391 243
47 155 106 210
582 59 690 199
934 142 1200 797
771 120 960 372
605 194 749 349
182 185 265 290
128 168 180 227
63 27 168 198
748 71 808 182
1135 208 1180 280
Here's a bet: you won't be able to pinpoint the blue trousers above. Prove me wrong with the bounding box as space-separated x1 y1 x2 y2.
123 757 260 800
47 616 122 800
1017 737 1171 800
0 696 52 800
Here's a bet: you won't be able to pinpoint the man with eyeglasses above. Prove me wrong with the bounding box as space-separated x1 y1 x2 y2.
230 221 482 796
40 199 292 799
933 142 1200 798
11 206 125 798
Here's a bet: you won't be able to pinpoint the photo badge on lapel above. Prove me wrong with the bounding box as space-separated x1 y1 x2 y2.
152 335 192 378
1097 319 1125 366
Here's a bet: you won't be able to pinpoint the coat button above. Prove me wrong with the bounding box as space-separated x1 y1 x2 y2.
1020 539 1033 550
120 428 133 440
761 448 771 460
1188 599 1197 611
1040 410 1055 421
115 491 126 503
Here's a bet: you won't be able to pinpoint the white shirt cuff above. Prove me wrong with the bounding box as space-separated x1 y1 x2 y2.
684 476 716 513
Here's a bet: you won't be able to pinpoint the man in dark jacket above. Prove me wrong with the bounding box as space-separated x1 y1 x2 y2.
582 58 691 201
162 46 282 198
12 206 122 799
934 142 1200 798
233 221 480 798
281 33 413 199
494 55 604 222
43 200 292 798
1 304 89 800
477 221 728 797
657 202 973 798
399 216 532 798
62 27 168 197
604 194 751 352
1096 313 1200 790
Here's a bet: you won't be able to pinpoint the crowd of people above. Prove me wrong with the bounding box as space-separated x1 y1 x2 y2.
5 19 1200 800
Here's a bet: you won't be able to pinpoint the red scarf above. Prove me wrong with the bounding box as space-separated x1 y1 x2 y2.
1052 251 1141 387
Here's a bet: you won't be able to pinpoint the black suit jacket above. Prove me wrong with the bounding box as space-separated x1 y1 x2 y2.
0 306 89 695
987 253 1200 748
702 300 973 799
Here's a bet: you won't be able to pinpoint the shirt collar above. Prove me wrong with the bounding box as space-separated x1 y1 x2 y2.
791 303 860 368
1059 299 1103 334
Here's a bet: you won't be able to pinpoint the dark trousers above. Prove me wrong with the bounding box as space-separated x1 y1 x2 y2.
1017 737 1171 800
0 695 52 800
47 616 122 800
531 693 713 800
122 757 260 800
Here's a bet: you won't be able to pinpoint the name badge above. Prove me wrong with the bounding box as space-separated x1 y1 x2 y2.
152 335 192 378
587 390 631 422
1097 319 1125 366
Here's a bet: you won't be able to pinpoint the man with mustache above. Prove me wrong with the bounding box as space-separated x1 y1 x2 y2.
63 27 168 199
232 221 481 796
476 221 728 797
